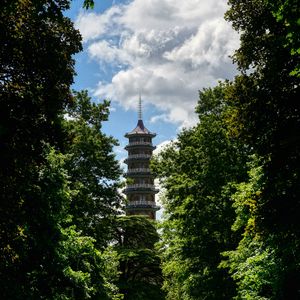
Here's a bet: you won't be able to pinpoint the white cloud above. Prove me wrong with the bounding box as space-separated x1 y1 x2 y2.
118 157 127 174
153 139 176 155
109 106 116 112
164 19 238 69
75 6 122 41
88 40 131 64
150 114 169 124
75 0 239 127
153 140 176 220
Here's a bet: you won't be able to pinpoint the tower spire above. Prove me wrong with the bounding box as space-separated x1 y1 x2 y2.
138 92 142 120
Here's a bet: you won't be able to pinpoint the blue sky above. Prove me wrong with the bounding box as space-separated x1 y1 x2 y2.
65 0 240 217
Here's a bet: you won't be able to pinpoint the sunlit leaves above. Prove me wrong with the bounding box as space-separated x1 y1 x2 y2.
153 83 249 299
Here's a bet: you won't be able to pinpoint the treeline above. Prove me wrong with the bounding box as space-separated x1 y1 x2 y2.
153 0 300 299
0 1 163 299
1 0 299 299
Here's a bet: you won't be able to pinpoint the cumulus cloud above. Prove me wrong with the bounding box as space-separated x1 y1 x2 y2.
88 40 131 64
75 0 239 127
153 140 174 155
153 140 176 220
75 6 122 41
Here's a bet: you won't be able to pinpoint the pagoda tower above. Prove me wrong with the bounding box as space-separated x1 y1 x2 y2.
124 97 159 220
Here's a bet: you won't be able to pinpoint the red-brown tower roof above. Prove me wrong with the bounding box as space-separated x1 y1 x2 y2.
125 119 156 137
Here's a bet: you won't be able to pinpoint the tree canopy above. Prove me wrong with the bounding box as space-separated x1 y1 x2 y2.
0 1 123 298
110 216 164 300
152 82 250 299
1 0 299 299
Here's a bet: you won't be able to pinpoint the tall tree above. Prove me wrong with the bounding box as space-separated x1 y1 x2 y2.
52 90 124 300
0 0 82 297
63 90 123 248
0 0 126 298
223 0 300 297
152 83 249 299
110 216 164 300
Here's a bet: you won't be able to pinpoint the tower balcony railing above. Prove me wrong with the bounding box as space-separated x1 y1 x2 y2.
124 183 159 194
126 168 151 174
126 141 153 146
127 183 155 189
127 154 152 159
126 200 160 210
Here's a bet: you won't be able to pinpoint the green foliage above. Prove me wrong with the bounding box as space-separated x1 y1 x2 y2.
57 226 105 299
2 0 298 298
101 247 125 300
50 90 124 299
21 147 73 299
153 83 249 299
55 226 124 300
84 0 95 9
222 239 279 300
0 1 123 298
111 216 164 300
63 90 123 247
0 0 82 296
220 157 285 299
224 0 300 298
230 157 263 232
270 0 300 76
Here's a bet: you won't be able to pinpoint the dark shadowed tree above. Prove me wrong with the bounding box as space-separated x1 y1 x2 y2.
0 0 82 297
222 0 300 298
110 216 164 300
0 1 123 299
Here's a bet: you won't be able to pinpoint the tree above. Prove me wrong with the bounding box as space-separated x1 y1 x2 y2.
152 83 249 299
63 90 123 248
51 90 124 300
0 0 82 297
0 1 125 298
110 216 164 300
220 157 283 299
223 0 300 297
